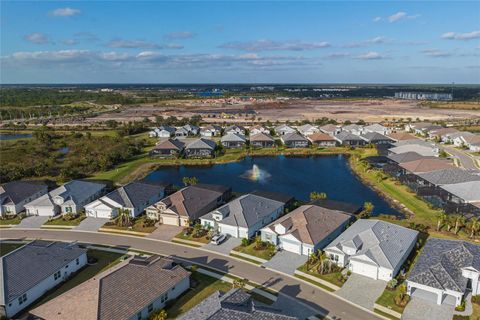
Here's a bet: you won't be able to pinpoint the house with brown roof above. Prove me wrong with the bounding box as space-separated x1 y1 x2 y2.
250 132 275 148
307 133 337 147
260 205 352 256
149 138 185 158
146 184 232 226
319 124 342 135
399 158 453 174
30 255 190 320
387 132 418 142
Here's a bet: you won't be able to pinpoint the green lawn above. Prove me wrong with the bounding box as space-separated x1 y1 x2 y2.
0 215 23 225
0 243 26 256
29 249 125 308
232 242 275 261
43 214 86 226
166 272 232 318
175 230 211 244
297 264 345 288
375 286 405 314
102 215 157 233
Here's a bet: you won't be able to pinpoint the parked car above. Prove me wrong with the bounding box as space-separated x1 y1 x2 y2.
211 234 226 245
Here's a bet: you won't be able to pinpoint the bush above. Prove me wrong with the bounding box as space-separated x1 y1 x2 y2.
394 293 410 307
387 279 398 290
142 218 156 227
62 213 77 221
241 238 250 247
455 299 466 312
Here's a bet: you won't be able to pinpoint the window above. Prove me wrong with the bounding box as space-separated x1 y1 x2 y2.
76 258 80 265
147 304 153 312
54 271 61 280
65 264 69 268
18 293 27 305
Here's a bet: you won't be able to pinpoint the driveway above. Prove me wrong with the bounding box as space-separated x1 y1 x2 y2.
263 250 307 275
442 145 479 170
147 224 183 241
14 216 49 228
402 297 454 320
335 274 387 310
75 217 110 231
203 236 242 255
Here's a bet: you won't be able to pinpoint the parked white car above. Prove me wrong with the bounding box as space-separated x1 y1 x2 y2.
211 234 226 245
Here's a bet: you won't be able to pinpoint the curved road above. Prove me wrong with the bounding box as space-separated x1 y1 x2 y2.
0 228 383 320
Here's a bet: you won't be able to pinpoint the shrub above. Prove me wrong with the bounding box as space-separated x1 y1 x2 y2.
241 238 250 247
142 218 156 227
387 279 398 290
455 299 466 312
394 293 410 307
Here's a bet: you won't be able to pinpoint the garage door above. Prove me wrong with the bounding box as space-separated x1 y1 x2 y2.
161 215 179 226
92 209 112 219
280 239 301 254
350 261 378 280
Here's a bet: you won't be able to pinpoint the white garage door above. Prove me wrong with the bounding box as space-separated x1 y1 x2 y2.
350 261 378 280
161 215 179 226
90 209 112 219
280 239 301 254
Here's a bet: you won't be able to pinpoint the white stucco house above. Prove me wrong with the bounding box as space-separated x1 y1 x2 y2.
200 193 288 239
407 238 480 307
364 124 391 136
260 205 352 256
297 124 320 136
24 180 106 217
324 219 418 281
0 181 48 217
0 240 87 319
85 181 169 219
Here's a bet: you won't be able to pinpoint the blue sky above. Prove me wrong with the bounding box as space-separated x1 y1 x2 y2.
1 1 479 84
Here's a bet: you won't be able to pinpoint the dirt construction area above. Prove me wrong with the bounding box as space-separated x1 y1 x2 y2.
85 99 480 124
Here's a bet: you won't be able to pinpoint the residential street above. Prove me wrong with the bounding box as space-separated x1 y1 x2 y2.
442 145 479 170
0 228 383 320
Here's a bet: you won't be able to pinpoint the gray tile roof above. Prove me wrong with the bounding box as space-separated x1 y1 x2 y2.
249 132 274 142
178 288 296 320
408 238 480 292
0 181 47 205
281 132 308 142
393 139 436 148
98 256 190 320
0 240 86 304
417 168 480 186
360 132 394 143
186 138 217 150
334 131 363 142
153 138 185 151
221 133 247 143
440 181 480 202
202 194 285 228
389 145 437 157
325 220 418 269
105 181 168 209
387 152 435 164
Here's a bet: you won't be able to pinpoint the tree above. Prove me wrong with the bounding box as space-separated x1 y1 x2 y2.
310 191 327 201
467 217 479 238
317 251 329 275
453 215 465 235
436 212 447 231
359 202 374 219
233 278 247 289
148 309 167 320
117 208 132 228
182 176 199 186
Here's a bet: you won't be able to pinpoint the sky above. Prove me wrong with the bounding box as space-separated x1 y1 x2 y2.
1 1 479 84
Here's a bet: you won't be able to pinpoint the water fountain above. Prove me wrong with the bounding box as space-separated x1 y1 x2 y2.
240 164 271 182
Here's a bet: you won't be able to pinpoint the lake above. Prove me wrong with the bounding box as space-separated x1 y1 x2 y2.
145 155 401 216
0 133 32 141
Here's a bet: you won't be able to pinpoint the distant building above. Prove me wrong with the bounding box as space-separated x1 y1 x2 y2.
395 92 453 101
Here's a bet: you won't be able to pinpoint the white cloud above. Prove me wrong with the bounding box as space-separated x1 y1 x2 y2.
62 39 78 45
325 53 350 59
344 36 388 48
220 39 330 52
441 30 480 40
164 32 197 40
373 17 382 22
107 39 160 49
388 12 407 23
422 49 452 58
23 32 51 44
357 51 385 60
51 7 81 17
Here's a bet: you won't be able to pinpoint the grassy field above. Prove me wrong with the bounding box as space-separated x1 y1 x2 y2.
0 215 23 225
175 230 211 244
0 242 26 256
102 215 157 233
420 101 480 110
29 249 125 308
297 264 345 288
43 214 86 226
232 242 275 261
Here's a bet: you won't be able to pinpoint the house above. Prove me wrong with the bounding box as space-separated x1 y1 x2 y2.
297 124 320 136
85 181 170 219
399 158 453 174
249 125 269 135
319 124 341 135
24 180 106 217
149 139 185 158
0 181 48 217
405 122 434 135
324 220 418 281
360 132 394 145
150 126 176 138
461 134 480 151
407 238 480 307
30 255 190 320
387 152 436 164
200 125 222 137
274 124 296 136
200 193 287 239
342 124 364 136
260 205 352 256
221 133 247 149
174 127 189 138
224 125 246 135
146 184 231 226
440 181 480 208
389 144 438 157
178 288 296 320
0 240 87 318
428 127 458 140
387 132 418 142
334 132 367 146
281 132 309 148
250 132 275 148
307 133 337 147
417 168 480 187
185 138 217 158
364 124 391 135
183 124 200 135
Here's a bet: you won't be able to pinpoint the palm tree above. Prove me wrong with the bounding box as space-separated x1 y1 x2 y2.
453 215 465 235
467 217 479 239
436 212 447 231
317 251 328 275
359 202 374 219
117 208 131 227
